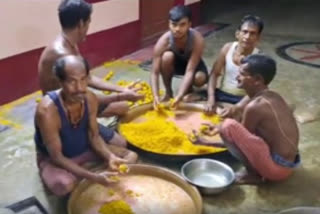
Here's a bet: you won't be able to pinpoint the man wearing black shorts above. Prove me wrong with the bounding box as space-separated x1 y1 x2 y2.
150 5 208 108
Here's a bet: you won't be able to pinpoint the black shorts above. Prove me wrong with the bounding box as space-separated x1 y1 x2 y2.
97 103 109 116
215 89 244 104
174 56 208 80
98 123 115 142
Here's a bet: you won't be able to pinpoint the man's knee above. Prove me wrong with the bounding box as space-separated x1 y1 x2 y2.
52 178 76 196
221 118 238 130
109 132 127 147
125 150 138 164
162 51 175 64
220 118 239 142
99 101 129 117
193 71 207 87
161 51 175 72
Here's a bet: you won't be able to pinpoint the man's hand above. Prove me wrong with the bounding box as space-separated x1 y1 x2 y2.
107 154 129 171
120 80 144 102
219 106 238 118
189 130 206 145
170 97 181 109
200 123 219 136
204 100 216 114
120 91 144 102
189 129 225 148
153 96 161 110
124 80 142 92
93 171 119 186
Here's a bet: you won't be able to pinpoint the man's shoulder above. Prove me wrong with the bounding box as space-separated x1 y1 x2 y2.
246 97 268 114
40 43 65 63
157 31 170 42
85 91 99 111
154 32 170 55
36 95 58 119
222 42 234 51
190 28 203 39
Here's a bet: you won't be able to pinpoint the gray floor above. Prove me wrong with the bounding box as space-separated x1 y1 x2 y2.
0 1 320 213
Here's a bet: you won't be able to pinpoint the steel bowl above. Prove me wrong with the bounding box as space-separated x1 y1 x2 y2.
181 158 235 194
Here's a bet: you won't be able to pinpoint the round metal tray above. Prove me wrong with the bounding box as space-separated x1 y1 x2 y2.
118 103 228 162
68 164 203 214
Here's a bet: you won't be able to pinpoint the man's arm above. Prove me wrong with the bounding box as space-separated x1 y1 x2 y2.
219 95 251 119
86 92 128 170
88 75 125 92
151 34 169 108
205 43 231 113
241 102 262 133
174 32 204 103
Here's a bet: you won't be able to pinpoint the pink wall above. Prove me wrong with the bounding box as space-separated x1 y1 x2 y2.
0 0 201 105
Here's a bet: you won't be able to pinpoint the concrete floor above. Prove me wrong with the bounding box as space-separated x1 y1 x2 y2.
0 0 320 213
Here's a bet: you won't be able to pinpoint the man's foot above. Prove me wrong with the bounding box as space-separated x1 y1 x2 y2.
235 168 265 185
161 94 172 102
182 93 204 102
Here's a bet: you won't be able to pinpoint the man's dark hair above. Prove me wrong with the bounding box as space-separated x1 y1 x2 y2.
58 0 92 29
238 15 264 34
169 5 192 22
53 56 90 81
241 54 276 85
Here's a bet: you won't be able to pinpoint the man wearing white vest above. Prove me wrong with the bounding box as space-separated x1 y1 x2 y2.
205 15 263 114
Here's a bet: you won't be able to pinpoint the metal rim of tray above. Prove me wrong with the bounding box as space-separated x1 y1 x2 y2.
68 164 203 214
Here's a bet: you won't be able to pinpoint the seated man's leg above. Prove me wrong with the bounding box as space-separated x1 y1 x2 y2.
160 51 175 101
220 119 293 184
98 101 129 118
107 144 138 164
215 89 243 104
193 59 208 87
99 124 138 163
39 158 78 196
183 60 208 102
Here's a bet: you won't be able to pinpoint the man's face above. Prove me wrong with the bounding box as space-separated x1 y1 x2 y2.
236 22 260 50
61 62 88 102
169 17 191 39
236 63 255 89
78 17 91 42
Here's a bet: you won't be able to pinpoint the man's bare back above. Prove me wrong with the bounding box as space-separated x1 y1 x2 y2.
38 35 80 94
249 90 299 161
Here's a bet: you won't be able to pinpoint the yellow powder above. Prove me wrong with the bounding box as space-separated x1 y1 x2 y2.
119 164 129 174
201 113 222 125
109 176 120 182
119 110 225 155
103 71 114 81
117 80 163 106
125 190 134 197
99 200 134 214
199 124 209 134
101 79 164 107
108 189 115 196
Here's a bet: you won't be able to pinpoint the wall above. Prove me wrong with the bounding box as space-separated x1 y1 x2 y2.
0 0 201 105
0 0 140 104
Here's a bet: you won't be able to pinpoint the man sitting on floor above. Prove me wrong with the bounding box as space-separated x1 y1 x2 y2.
35 55 138 196
205 15 263 114
191 54 300 184
150 5 208 109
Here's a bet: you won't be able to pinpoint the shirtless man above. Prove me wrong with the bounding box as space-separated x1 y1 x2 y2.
151 5 207 109
38 0 142 117
35 55 138 196
205 15 263 113
192 54 300 184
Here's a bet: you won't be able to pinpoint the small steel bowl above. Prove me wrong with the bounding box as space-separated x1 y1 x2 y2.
181 158 235 194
